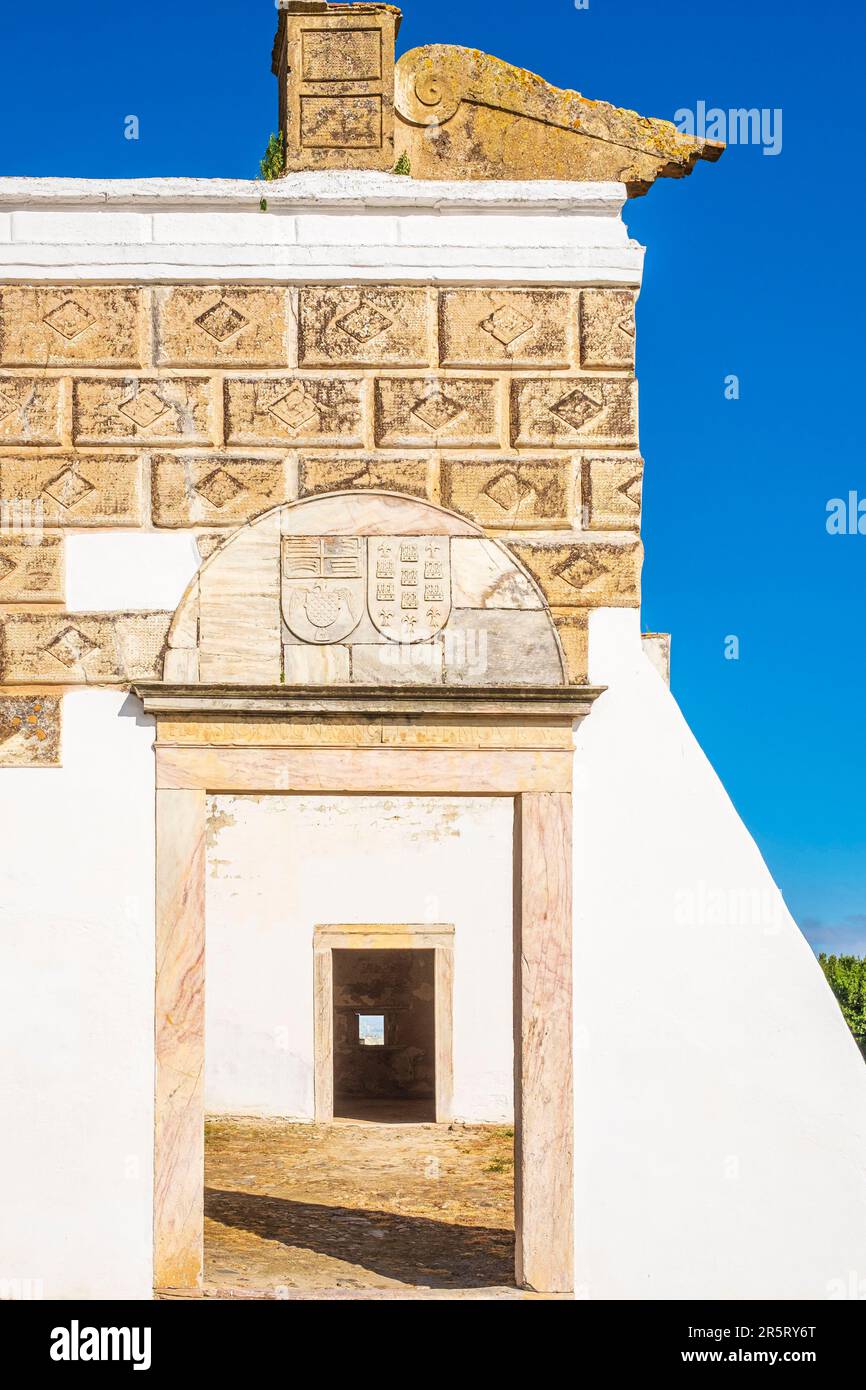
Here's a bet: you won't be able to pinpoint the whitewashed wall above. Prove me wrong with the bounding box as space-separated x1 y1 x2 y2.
0 534 197 1299
573 610 866 1300
205 794 514 1123
0 692 156 1300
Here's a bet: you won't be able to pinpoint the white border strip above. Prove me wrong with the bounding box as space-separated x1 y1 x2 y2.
0 175 644 286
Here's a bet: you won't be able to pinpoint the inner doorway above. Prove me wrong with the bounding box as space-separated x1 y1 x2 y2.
314 922 456 1124
333 948 436 1123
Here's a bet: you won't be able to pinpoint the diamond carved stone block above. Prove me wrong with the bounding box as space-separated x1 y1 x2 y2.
46 625 100 668
579 290 637 369
298 288 433 367
43 468 95 509
440 459 572 529
151 455 289 527
298 455 431 500
511 377 638 448
119 391 167 429
0 532 64 601
581 454 643 530
0 377 62 445
0 287 143 367
44 300 95 341
72 377 211 445
0 611 172 684
0 695 61 767
195 469 244 509
511 539 642 608
196 302 248 342
224 377 363 447
374 377 499 448
337 304 392 343
439 290 571 367
0 454 143 527
155 287 289 367
268 385 319 433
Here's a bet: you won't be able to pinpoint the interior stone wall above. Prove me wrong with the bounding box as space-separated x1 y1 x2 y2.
0 281 642 759
333 948 436 1103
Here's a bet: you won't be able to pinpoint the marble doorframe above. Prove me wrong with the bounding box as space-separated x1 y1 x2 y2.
313 922 455 1124
139 684 599 1298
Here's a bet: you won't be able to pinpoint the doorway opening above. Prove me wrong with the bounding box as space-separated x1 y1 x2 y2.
333 947 436 1123
314 922 456 1125
154 774 577 1296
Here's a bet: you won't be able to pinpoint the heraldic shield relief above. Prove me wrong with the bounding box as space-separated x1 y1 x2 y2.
282 536 366 643
281 536 452 646
368 536 451 643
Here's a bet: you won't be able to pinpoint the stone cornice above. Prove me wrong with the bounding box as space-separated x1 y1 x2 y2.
0 174 628 213
134 684 605 720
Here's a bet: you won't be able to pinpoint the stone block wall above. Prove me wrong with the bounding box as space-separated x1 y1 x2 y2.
0 281 643 761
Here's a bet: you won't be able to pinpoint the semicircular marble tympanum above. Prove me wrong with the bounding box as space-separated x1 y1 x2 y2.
164 490 566 688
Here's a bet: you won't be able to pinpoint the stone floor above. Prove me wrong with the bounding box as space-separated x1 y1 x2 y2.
204 1114 516 1296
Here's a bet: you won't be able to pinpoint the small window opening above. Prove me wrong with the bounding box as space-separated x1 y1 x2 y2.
358 1014 386 1046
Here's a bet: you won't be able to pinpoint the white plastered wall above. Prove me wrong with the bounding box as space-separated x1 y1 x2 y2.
205 795 514 1122
573 609 866 1300
0 691 156 1300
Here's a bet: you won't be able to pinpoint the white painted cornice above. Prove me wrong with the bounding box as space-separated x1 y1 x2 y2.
0 173 628 213
0 174 644 286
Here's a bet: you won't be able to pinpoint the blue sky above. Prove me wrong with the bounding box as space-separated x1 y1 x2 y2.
0 0 863 955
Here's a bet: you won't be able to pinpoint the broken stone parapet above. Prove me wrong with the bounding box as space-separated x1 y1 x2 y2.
272 3 722 190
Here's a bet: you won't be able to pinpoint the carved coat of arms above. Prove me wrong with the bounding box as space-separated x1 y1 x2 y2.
367 536 451 643
281 536 365 643
281 534 453 645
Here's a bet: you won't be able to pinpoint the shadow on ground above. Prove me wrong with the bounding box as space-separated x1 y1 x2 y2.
205 1186 514 1289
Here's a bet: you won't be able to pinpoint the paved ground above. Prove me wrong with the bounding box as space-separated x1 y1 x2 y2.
204 1114 515 1295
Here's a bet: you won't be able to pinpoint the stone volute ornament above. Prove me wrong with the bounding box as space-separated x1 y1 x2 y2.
272 1 723 191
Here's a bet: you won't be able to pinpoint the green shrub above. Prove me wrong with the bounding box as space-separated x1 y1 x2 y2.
260 132 285 182
819 953 866 1059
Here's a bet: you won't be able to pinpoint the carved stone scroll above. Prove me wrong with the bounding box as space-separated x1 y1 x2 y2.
394 45 723 193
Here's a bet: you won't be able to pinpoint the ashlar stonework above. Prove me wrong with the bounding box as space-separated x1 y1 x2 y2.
0 277 648 716
1 455 144 528
0 532 64 602
155 287 290 369
0 288 143 367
